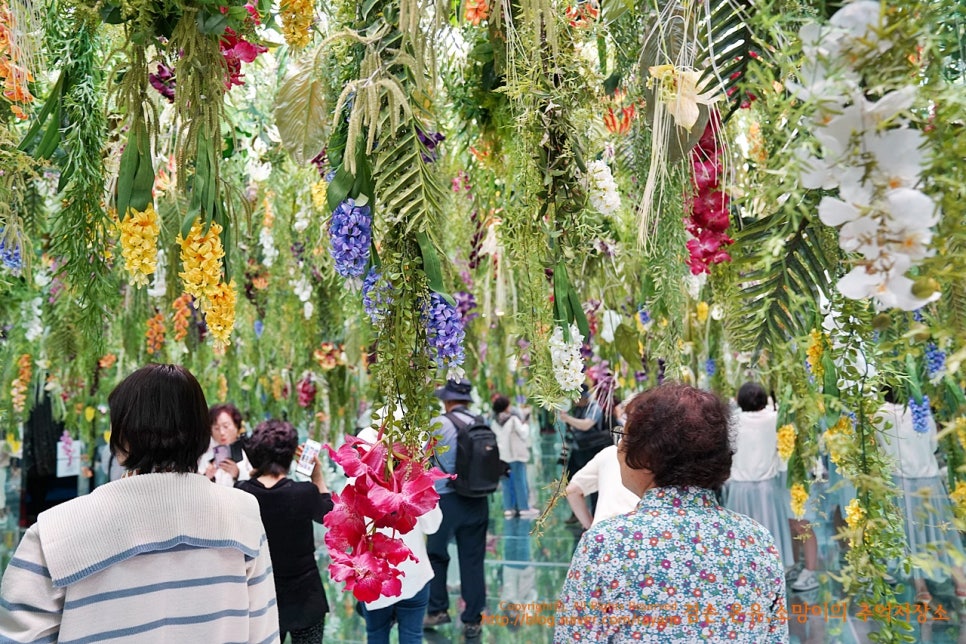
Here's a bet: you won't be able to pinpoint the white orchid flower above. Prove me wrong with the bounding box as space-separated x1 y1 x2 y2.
865 128 925 189
648 65 721 133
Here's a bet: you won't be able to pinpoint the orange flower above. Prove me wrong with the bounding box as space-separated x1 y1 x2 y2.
463 0 489 25
172 293 192 342
146 313 166 355
98 354 117 369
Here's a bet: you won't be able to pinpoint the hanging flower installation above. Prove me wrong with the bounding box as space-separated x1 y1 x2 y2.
171 293 192 342
789 483 808 520
0 0 35 120
422 293 466 378
279 0 314 49
324 433 449 602
205 280 237 347
776 424 796 461
10 354 31 416
329 198 372 279
581 160 621 217
177 219 226 305
549 324 585 393
792 2 940 310
685 114 733 275
119 203 160 287
145 312 166 356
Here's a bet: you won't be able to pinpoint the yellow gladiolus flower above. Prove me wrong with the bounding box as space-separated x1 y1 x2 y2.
790 483 808 519
280 0 314 49
206 280 237 347
696 301 709 323
177 219 225 306
119 204 160 287
311 180 328 212
844 498 864 529
777 424 797 461
950 481 966 518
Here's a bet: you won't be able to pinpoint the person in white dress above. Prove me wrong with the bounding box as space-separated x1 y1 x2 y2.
875 388 966 605
722 383 794 572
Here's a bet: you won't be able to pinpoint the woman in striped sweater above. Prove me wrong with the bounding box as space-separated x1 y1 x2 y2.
0 364 279 644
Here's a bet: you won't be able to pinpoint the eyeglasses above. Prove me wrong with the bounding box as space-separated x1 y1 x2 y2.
610 428 626 442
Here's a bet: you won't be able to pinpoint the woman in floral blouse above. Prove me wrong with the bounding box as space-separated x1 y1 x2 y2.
555 384 788 643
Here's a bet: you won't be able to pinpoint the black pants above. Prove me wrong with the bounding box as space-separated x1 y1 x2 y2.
426 493 488 625
281 616 324 644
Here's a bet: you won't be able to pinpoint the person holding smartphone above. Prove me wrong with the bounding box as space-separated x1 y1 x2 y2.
236 420 333 643
198 403 253 485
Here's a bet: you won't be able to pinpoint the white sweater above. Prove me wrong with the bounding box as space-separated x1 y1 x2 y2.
875 402 940 479
729 408 781 482
0 473 279 644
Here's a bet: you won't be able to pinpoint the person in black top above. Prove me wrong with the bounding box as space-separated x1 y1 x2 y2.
236 420 333 643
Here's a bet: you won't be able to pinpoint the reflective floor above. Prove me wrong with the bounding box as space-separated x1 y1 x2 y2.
0 437 963 642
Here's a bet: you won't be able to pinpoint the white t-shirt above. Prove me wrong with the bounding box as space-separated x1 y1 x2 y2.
875 402 939 479
569 445 640 525
729 408 780 482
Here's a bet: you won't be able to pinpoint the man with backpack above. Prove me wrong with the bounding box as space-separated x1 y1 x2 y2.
424 379 503 640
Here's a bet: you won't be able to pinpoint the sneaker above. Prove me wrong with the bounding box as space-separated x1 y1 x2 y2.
791 569 819 592
503 510 516 518
423 612 451 628
463 622 482 639
785 562 804 584
518 508 541 519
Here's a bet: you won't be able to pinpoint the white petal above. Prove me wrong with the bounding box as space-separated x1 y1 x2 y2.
837 266 878 300
830 1 881 37
884 188 939 229
819 196 860 226
839 216 879 254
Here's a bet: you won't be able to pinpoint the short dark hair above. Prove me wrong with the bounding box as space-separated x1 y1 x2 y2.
109 364 210 474
492 395 510 414
209 403 243 430
736 382 768 412
621 383 733 489
247 419 299 477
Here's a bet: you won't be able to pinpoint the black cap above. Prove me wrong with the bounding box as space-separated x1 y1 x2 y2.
433 379 474 402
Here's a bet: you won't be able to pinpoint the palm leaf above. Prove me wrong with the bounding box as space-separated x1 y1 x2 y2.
696 0 765 123
727 214 839 356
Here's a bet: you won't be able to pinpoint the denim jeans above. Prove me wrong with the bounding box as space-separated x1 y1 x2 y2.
362 583 430 644
501 461 530 512
427 493 488 624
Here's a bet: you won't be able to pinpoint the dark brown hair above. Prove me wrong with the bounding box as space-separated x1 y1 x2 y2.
491 394 510 414
736 382 768 412
621 383 733 489
209 402 243 432
246 419 299 477
109 364 210 474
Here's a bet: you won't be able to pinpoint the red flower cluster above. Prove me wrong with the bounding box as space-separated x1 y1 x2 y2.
565 0 599 27
685 112 733 275
324 434 450 602
220 28 267 89
296 376 316 408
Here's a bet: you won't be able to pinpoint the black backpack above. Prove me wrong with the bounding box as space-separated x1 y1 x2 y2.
441 410 506 497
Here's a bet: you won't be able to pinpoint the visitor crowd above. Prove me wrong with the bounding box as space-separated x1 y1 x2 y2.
0 364 963 643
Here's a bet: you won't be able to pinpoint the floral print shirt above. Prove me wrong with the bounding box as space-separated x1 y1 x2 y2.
555 486 788 643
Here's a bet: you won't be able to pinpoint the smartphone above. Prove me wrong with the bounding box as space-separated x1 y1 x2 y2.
213 444 230 465
296 439 322 476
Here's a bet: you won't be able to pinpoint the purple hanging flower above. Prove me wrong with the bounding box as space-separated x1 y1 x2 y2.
310 149 328 177
910 395 931 434
362 268 393 323
705 358 716 377
925 343 945 379
637 309 651 325
422 293 466 370
253 319 264 338
0 228 23 274
149 63 176 102
328 198 372 278
416 127 445 163
454 290 479 322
